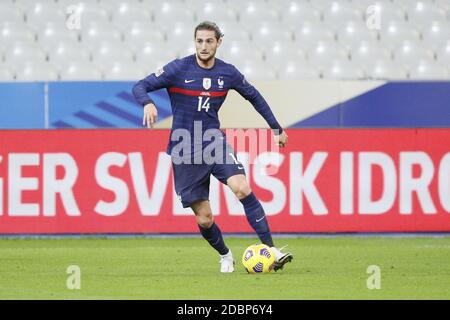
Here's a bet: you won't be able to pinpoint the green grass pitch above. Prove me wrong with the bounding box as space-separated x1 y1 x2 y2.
0 236 449 299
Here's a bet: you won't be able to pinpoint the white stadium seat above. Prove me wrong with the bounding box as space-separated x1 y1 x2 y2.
36 23 79 50
91 43 134 69
80 23 123 48
135 42 178 68
220 41 264 63
97 0 144 13
407 1 447 26
111 3 152 28
251 23 294 45
350 41 392 64
365 60 408 80
421 22 450 48
4 42 47 65
278 61 321 80
0 66 15 81
337 22 378 48
294 23 336 50
25 2 67 29
279 2 322 27
166 22 195 47
321 60 365 80
238 2 280 25
307 42 349 67
434 0 450 11
220 24 251 43
409 60 449 80
59 62 103 81
264 42 306 65
176 39 198 58
15 62 59 82
435 41 450 64
322 2 363 26
1 22 36 47
48 42 91 66
232 60 277 81
378 21 421 47
123 23 165 51
393 41 435 67
0 3 25 24
196 3 238 24
102 62 147 81
153 2 195 26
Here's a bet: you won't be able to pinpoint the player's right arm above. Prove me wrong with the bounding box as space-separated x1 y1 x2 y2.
132 60 178 128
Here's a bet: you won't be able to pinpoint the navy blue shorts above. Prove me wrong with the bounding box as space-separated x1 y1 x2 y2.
172 145 246 208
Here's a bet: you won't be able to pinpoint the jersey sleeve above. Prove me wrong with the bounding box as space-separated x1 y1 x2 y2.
230 66 283 133
132 59 179 107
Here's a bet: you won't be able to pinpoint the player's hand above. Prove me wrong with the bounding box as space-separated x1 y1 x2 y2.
143 103 158 128
274 130 288 148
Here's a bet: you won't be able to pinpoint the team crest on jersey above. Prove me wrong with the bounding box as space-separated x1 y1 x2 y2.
203 78 211 90
155 67 164 77
218 77 224 89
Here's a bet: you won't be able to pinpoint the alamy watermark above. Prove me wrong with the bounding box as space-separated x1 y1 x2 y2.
365 3 382 30
66 4 82 30
66 265 81 290
170 122 281 169
366 265 381 290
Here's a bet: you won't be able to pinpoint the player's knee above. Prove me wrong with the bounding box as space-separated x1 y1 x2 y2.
196 212 214 228
233 182 252 199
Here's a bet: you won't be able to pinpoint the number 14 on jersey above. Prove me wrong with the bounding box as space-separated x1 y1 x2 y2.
198 96 210 112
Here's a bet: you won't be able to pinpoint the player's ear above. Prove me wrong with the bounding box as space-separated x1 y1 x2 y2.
217 37 222 48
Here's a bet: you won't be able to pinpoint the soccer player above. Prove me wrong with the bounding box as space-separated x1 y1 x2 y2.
132 21 293 273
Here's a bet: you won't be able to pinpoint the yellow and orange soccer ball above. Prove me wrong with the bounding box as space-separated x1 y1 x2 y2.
242 244 275 274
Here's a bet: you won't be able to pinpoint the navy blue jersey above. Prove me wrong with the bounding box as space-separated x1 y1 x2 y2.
132 54 282 155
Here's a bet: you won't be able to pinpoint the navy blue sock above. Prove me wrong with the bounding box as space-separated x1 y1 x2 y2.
240 193 274 247
198 223 229 255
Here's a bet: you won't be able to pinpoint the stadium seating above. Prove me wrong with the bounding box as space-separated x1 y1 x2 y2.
232 60 277 80
0 66 15 81
337 21 378 48
350 42 392 64
102 62 147 80
436 41 450 64
393 41 436 68
1 0 449 80
15 62 59 81
409 60 450 80
294 22 336 50
321 60 365 80
59 61 103 81
366 60 409 80
48 42 91 67
278 61 321 80
421 22 450 49
307 42 349 67
378 21 421 47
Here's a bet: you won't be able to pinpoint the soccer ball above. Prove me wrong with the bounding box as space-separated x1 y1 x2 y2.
242 244 276 274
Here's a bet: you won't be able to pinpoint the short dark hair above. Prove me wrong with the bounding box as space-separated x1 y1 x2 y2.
194 21 223 40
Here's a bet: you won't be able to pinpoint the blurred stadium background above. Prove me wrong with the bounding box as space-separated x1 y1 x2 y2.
1 0 450 300
0 0 449 233
0 0 449 81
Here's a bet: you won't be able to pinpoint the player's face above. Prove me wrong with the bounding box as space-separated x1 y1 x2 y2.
195 30 221 63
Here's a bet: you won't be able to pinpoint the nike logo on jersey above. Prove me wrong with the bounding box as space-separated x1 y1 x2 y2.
256 216 266 222
184 79 195 83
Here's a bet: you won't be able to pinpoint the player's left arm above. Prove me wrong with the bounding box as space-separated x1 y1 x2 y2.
231 68 288 147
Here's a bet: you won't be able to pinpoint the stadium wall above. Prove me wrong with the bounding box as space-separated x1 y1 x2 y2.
0 81 449 234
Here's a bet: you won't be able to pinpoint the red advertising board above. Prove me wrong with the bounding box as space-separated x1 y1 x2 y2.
0 129 449 234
